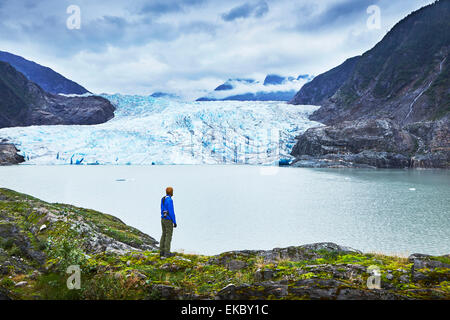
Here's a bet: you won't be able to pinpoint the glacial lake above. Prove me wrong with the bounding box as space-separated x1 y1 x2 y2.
0 165 449 256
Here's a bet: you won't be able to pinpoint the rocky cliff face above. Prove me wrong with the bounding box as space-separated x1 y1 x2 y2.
0 61 115 129
406 116 450 168
290 1 450 168
291 117 449 169
289 56 360 106
0 140 25 165
0 51 89 95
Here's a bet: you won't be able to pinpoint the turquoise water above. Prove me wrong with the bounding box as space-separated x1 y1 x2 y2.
0 165 449 256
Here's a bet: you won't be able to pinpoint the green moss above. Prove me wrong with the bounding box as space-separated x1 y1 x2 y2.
7 244 22 257
438 281 450 293
298 272 316 280
0 278 15 289
429 255 450 266
335 254 371 265
0 238 14 250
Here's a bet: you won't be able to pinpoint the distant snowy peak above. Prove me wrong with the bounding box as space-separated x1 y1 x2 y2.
150 92 180 99
197 74 314 101
214 78 256 91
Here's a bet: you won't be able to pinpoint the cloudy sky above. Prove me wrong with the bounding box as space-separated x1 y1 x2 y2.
0 0 435 99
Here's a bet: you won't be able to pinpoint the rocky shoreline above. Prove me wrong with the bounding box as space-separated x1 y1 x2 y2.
290 117 449 169
0 140 25 165
0 188 448 300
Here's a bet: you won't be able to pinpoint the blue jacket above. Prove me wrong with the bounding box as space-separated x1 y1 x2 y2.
161 195 176 224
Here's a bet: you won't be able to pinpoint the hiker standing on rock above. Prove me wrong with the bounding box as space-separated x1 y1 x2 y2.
160 187 177 258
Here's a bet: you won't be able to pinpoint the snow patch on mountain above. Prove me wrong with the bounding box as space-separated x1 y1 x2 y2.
197 74 314 101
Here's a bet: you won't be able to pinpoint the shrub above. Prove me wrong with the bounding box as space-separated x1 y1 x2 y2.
0 238 14 250
0 278 15 288
46 236 87 273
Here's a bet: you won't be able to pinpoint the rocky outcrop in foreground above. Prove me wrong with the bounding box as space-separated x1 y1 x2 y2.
0 61 115 129
0 188 158 278
0 188 448 300
0 140 24 165
291 118 449 169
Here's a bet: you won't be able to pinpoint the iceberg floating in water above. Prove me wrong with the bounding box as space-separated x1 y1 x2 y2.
0 95 322 165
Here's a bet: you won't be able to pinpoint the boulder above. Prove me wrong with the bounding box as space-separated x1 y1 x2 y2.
160 263 182 272
226 259 247 271
216 284 238 300
149 284 181 300
291 119 417 169
255 243 361 263
409 253 450 282
336 287 403 300
255 269 274 281
0 288 11 300
14 281 27 287
0 142 25 165
209 242 361 265
129 270 147 280
216 282 288 300
289 279 342 299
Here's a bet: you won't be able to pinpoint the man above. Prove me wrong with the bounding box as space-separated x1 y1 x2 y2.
160 186 177 258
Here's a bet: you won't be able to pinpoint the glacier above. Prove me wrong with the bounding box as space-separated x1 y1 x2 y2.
0 95 322 165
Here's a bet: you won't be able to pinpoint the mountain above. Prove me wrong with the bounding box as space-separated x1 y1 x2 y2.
198 90 299 102
263 74 287 85
289 57 360 106
0 51 89 95
290 1 450 169
0 61 115 129
290 0 449 126
197 74 313 101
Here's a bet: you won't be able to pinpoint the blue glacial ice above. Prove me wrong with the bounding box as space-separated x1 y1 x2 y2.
0 95 322 165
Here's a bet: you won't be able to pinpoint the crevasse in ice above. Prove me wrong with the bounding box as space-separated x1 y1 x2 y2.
0 95 322 165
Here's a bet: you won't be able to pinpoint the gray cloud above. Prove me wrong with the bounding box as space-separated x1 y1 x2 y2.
138 0 206 15
0 0 436 98
0 1 217 58
221 1 269 21
287 0 382 32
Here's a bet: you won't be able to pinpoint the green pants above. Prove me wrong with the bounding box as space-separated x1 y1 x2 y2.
160 218 174 253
